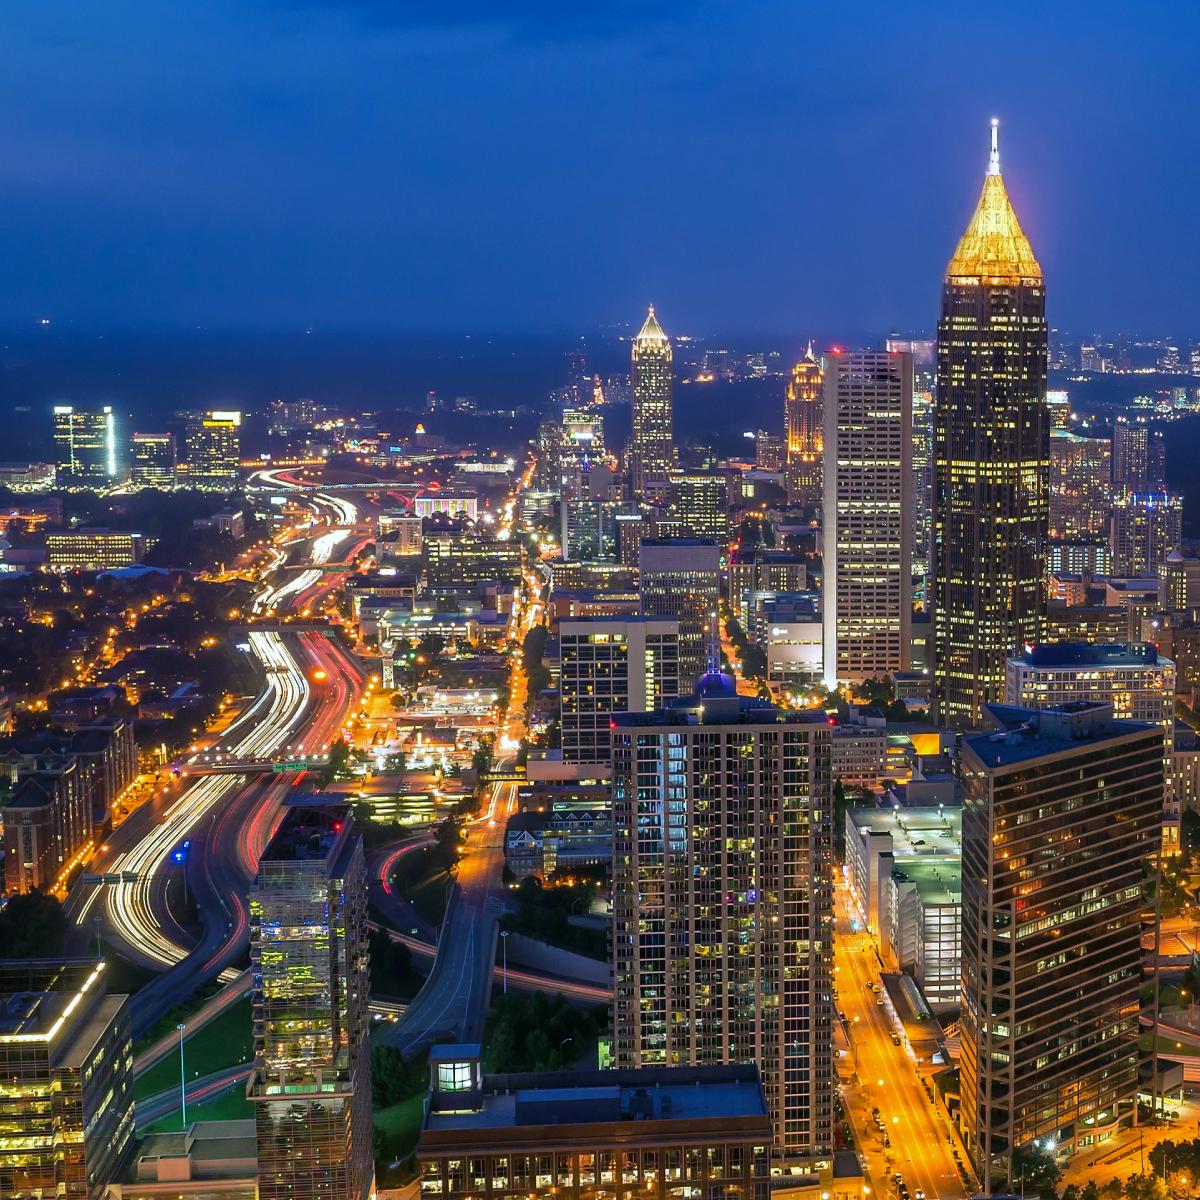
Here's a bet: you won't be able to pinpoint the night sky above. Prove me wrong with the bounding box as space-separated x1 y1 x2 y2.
3 1 1198 337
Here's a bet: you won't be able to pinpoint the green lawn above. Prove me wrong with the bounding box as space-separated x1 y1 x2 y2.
135 998 254 1100
376 1094 427 1161
407 871 451 928
147 1087 253 1132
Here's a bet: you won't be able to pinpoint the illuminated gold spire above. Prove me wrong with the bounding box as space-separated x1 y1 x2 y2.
946 119 1041 284
636 304 669 344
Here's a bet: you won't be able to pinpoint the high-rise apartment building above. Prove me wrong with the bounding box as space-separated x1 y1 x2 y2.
558 617 681 766
611 682 834 1160
1049 430 1112 539
130 432 177 490
1109 490 1183 577
933 122 1049 727
52 404 117 487
627 306 676 496
822 348 912 685
784 344 823 507
249 802 374 1200
1111 419 1165 491
911 386 934 584
639 538 722 686
959 702 1163 1188
0 959 134 1200
184 410 242 490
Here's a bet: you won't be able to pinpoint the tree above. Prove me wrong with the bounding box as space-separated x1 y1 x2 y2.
0 891 67 958
1010 1144 1061 1200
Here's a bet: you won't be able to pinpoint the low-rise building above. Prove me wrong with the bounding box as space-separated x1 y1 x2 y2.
47 529 152 571
418 1048 772 1200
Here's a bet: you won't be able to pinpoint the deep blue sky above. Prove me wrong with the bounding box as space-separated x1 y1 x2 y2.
2 1 1197 337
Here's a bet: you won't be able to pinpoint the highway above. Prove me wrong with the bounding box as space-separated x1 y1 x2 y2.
376 778 520 1054
834 881 969 1200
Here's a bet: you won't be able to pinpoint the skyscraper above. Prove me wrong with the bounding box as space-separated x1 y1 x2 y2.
130 432 177 489
639 538 721 685
627 306 675 496
821 348 913 685
1112 419 1166 492
249 801 373 1200
1049 430 1112 539
784 344 823 507
666 470 730 540
611 680 834 1160
959 702 1163 1188
558 617 681 766
184 410 242 490
52 404 117 487
933 122 1049 727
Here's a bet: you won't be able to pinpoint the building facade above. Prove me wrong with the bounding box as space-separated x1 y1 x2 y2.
959 703 1164 1187
933 123 1049 727
639 538 722 686
558 617 681 766
53 404 117 487
0 959 134 1200
628 307 676 496
1048 430 1112 539
184 410 242 490
130 433 177 490
785 344 823 507
46 529 150 570
1109 491 1183 577
249 802 374 1200
822 348 913 685
611 683 834 1160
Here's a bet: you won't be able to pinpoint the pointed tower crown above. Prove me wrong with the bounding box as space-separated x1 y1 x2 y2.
946 120 1042 284
635 305 669 344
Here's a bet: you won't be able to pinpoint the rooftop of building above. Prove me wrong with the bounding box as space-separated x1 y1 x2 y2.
0 960 108 1043
1014 641 1167 669
846 804 962 858
891 859 962 907
424 1064 767 1137
614 679 829 729
259 799 351 863
966 701 1156 768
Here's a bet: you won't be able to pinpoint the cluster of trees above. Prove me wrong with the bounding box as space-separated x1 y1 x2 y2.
499 874 607 960
723 612 766 680
850 675 921 721
483 990 607 1073
1060 1173 1199 1200
0 892 66 959
367 928 416 999
522 625 551 705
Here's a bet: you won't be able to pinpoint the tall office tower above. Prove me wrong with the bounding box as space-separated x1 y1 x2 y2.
1111 420 1148 490
639 538 722 685
249 802 373 1200
1045 389 1071 431
784 344 823 506
1109 490 1184 576
667 470 729 539
0 959 134 1200
754 429 786 471
1048 430 1112 539
558 617 681 766
627 306 676 496
821 349 913 686
611 683 834 1160
52 403 117 487
959 702 1163 1189
932 122 1049 727
130 432 177 489
911 386 934 584
184 410 242 490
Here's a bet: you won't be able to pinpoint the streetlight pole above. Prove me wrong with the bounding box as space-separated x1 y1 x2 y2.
93 915 103 961
500 930 509 993
177 1023 187 1131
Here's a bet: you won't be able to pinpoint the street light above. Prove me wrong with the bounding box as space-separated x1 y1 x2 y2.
500 930 509 993
177 1023 187 1131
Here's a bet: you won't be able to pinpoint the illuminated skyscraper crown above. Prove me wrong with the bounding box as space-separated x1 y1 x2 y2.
946 120 1042 285
635 305 670 346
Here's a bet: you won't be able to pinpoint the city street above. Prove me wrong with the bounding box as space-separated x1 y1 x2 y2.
834 882 970 1200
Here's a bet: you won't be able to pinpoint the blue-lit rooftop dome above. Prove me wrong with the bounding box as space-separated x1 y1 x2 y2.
695 667 737 698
